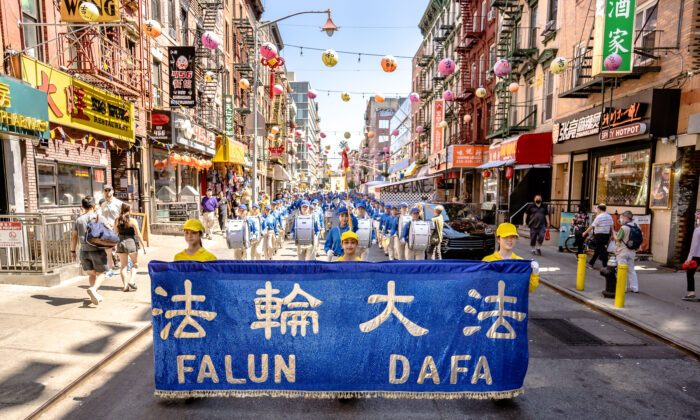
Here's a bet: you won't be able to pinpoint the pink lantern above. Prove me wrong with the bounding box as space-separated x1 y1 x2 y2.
324 150 329 154
286 138 293 143
409 92 420 103
307 89 318 99
416 125 424 133
392 129 399 136
443 90 454 101
438 58 456 76
364 147 369 153
201 31 221 50
385 156 390 161
272 84 284 95
320 132 326 138
306 142 312 147
260 42 278 60
383 147 388 153
295 130 303 137
370 154 374 158
604 53 623 71
493 59 512 77
350 163 355 168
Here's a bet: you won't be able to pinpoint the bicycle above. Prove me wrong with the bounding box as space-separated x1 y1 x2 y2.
564 227 594 254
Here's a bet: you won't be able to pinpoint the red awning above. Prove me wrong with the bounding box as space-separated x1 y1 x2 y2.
486 132 552 166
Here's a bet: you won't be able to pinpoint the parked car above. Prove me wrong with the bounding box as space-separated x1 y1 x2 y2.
422 202 495 260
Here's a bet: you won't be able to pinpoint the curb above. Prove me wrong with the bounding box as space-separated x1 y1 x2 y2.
539 278 700 358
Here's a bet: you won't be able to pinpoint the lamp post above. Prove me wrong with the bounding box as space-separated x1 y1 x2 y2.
251 9 338 204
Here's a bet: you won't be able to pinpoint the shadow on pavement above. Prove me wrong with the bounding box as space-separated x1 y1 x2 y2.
72 324 133 354
31 294 90 307
0 361 60 407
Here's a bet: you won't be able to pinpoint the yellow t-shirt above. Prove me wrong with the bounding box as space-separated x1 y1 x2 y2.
482 251 539 293
174 247 217 262
336 256 361 261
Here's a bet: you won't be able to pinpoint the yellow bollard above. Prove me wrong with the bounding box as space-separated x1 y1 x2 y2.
577 254 586 290
615 264 628 308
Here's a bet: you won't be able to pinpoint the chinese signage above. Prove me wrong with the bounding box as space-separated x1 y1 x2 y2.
592 0 637 76
601 102 647 129
168 47 196 108
150 109 172 143
431 99 445 153
60 0 120 22
600 122 647 141
428 149 447 174
149 260 532 398
268 146 284 160
0 75 49 139
552 111 602 143
172 112 215 156
0 222 22 247
489 138 517 162
447 145 488 168
224 94 234 138
20 55 135 141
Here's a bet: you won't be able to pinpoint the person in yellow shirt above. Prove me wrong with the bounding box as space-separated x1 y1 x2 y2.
173 219 218 262
336 231 361 261
482 223 539 293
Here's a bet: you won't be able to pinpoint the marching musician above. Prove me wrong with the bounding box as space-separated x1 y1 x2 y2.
355 202 374 261
325 206 357 261
231 204 256 260
248 204 264 260
383 206 400 260
393 203 410 260
261 205 278 260
291 200 320 261
401 207 429 260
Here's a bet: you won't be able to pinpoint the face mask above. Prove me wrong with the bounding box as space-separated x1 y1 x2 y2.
535 200 542 205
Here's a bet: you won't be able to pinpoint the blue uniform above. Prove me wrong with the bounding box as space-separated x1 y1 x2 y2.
290 214 321 237
246 216 260 240
384 215 399 236
325 224 351 256
261 214 279 235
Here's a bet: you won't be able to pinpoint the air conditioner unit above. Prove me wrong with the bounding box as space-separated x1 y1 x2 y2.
487 9 495 22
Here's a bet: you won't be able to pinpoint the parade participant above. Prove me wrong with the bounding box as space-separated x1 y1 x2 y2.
98 184 123 273
261 205 278 260
402 207 427 260
174 219 217 262
383 206 400 260
291 200 320 261
311 201 325 253
355 202 374 261
325 206 356 261
249 204 264 260
71 196 109 305
217 191 229 236
336 232 361 262
200 188 219 240
115 203 146 292
394 203 410 260
231 204 254 260
482 223 539 293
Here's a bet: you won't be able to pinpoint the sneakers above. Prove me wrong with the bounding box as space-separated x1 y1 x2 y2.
682 294 697 301
105 270 115 277
531 250 537 255
87 287 104 305
536 249 542 256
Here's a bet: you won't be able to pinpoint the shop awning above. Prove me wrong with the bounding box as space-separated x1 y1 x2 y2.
377 174 439 190
487 132 553 166
477 159 516 169
415 166 431 178
212 138 246 165
272 164 292 181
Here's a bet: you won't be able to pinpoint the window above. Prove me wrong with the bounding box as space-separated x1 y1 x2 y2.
572 43 587 86
548 0 558 27
595 149 651 206
152 59 161 106
92 169 106 203
529 6 538 48
379 135 389 143
168 0 177 38
151 0 161 21
481 1 487 31
379 119 390 129
37 163 107 208
180 8 188 44
543 72 554 122
21 0 43 61
37 164 56 206
489 44 497 69
473 11 478 31
479 54 484 86
635 2 658 65
471 63 476 88
225 22 229 53
526 81 535 126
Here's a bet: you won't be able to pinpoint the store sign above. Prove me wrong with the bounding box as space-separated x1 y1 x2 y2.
150 110 172 143
601 102 647 129
431 99 445 153
428 150 447 174
60 0 120 22
0 75 49 139
224 95 234 138
168 47 196 108
592 0 636 76
600 122 647 141
172 112 215 156
552 111 602 143
448 145 488 168
21 55 135 141
268 146 284 159
489 138 517 162
0 222 22 247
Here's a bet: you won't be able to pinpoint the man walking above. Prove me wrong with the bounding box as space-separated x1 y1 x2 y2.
217 190 229 235
98 184 122 273
582 203 614 268
615 210 640 293
71 197 109 305
522 194 550 256
200 188 219 239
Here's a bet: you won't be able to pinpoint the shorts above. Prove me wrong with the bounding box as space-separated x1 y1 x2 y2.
80 249 108 273
530 226 547 246
116 238 138 254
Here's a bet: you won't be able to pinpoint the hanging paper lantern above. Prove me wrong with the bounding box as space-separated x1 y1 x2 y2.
239 78 250 90
416 125 424 133
260 42 278 60
325 145 331 150
475 87 487 98
438 58 456 76
272 84 284 95
508 82 519 93
370 154 375 158
381 55 398 72
286 138 293 144
319 132 326 138
374 94 385 103
78 1 100 21
439 121 448 128
324 150 329 154
409 92 420 103
368 131 376 139
204 71 216 82
482 170 491 178
604 53 623 71
493 59 512 77
306 142 312 148
505 167 514 179
341 92 351 102
392 129 400 136
270 126 280 135
463 114 472 123
322 49 339 67
550 57 568 74
443 90 454 101
383 147 389 153
295 130 303 138
307 89 318 99
344 132 351 139
267 134 275 141
143 20 162 38
201 31 221 50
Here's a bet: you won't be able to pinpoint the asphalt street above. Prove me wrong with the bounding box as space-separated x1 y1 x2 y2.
44 239 700 420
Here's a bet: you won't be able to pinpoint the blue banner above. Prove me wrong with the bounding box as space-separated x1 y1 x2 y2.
149 260 532 399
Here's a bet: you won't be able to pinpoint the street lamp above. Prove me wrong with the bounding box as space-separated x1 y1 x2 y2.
251 9 338 204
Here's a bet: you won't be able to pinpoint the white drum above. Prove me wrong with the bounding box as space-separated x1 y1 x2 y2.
226 219 250 249
398 214 411 238
356 219 372 248
294 215 315 246
409 220 431 251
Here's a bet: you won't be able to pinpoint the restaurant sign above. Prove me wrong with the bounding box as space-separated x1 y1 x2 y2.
431 100 445 153
0 75 49 139
268 146 284 160
552 111 602 143
489 138 517 162
447 145 488 169
60 0 120 22
150 109 172 143
172 112 215 156
592 0 637 76
600 122 647 141
224 95 234 138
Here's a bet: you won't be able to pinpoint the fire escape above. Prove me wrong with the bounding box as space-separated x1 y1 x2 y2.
232 17 255 117
455 0 482 144
195 1 224 131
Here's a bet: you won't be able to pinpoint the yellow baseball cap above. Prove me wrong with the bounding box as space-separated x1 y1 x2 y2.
183 218 205 233
496 223 519 238
341 231 359 242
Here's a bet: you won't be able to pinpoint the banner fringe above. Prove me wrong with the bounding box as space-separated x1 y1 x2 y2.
154 388 524 400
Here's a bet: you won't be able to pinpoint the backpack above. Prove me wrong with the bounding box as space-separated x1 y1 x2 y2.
624 222 643 250
85 214 120 249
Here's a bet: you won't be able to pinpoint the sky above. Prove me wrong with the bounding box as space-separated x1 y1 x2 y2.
261 0 427 166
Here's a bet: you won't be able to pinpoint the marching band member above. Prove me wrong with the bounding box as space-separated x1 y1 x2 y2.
261 205 278 260
402 207 429 260
377 204 388 252
325 206 357 262
335 231 361 261
355 202 374 261
291 200 319 261
249 204 263 260
231 204 256 260
383 206 400 260
482 223 539 293
394 203 409 260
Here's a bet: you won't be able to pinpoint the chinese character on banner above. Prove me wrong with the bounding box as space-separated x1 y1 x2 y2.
152 280 218 340
359 281 429 336
250 281 323 339
462 281 526 339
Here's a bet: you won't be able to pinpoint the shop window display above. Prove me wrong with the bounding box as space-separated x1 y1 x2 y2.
595 149 650 207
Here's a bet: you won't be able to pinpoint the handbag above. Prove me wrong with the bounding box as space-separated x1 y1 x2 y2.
429 230 440 246
85 214 120 249
545 228 551 241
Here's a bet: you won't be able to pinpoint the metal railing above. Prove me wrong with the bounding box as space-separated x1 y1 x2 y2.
510 200 584 229
0 213 76 274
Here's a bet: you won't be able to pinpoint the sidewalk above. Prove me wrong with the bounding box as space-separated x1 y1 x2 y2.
516 241 700 356
0 233 233 420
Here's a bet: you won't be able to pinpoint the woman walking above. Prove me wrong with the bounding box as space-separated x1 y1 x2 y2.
683 212 700 301
115 203 146 292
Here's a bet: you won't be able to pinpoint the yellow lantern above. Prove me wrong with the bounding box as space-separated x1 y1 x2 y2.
270 126 280 135
78 2 100 22
239 78 250 89
439 121 448 128
550 57 568 74
475 87 487 98
322 49 339 67
344 132 351 139
204 71 215 82
341 92 351 102
143 20 162 38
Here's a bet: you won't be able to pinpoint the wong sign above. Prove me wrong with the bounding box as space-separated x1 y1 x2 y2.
149 260 532 399
431 100 445 153
592 0 637 76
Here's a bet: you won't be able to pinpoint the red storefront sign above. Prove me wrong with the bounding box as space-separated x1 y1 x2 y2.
448 145 488 168
268 146 285 159
431 99 444 153
487 132 553 165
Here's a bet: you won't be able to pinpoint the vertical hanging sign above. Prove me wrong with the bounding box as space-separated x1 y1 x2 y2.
168 47 196 108
431 99 445 153
592 0 637 76
224 94 234 138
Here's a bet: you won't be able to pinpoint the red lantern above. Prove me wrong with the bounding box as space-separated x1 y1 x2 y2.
482 170 491 178
505 167 514 179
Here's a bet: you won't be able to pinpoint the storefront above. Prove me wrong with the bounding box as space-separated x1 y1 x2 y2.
551 88 681 262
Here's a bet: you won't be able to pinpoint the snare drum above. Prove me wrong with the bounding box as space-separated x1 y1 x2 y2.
356 219 372 248
408 220 431 251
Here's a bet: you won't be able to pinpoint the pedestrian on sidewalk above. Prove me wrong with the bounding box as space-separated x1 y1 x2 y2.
217 191 229 235
572 205 589 255
683 212 700 301
615 210 639 293
71 196 109 305
482 223 539 293
200 189 219 240
173 219 217 262
522 194 550 256
582 203 613 269
98 184 122 274
115 203 147 292
426 205 445 260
